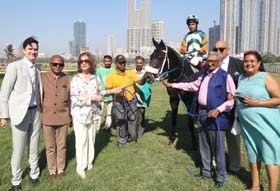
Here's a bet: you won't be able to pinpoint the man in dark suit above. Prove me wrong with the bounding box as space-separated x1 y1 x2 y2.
213 40 244 175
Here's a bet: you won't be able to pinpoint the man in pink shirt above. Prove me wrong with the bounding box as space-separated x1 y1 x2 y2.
164 52 235 189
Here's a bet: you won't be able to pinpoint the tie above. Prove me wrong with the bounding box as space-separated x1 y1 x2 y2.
34 65 42 112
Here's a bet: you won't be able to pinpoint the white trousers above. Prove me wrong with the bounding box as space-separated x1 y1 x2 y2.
11 108 41 186
73 118 98 176
97 101 113 130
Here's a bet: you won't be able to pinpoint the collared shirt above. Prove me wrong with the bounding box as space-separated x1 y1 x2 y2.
221 56 230 72
172 67 235 113
70 73 102 124
96 66 115 102
133 69 145 78
23 57 37 107
42 71 71 126
106 69 140 102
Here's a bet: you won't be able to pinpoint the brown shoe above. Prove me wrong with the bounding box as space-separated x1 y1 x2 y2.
48 174 56 181
58 171 65 178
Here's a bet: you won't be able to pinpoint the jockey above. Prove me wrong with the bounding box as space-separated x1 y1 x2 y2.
180 15 208 70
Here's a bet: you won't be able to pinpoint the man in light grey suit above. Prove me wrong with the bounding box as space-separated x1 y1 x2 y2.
0 37 43 191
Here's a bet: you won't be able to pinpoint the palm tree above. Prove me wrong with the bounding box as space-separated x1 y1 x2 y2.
3 44 16 64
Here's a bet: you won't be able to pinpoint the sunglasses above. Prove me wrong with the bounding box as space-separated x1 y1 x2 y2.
206 59 219 64
79 59 90 64
51 62 65 67
213 47 227 53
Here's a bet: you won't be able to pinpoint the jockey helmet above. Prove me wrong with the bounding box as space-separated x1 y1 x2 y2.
186 15 199 24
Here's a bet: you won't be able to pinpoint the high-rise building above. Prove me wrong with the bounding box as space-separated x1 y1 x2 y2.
208 21 220 52
238 0 256 53
127 0 151 53
220 0 237 55
277 28 280 55
107 35 116 56
73 20 86 57
257 0 278 55
151 20 165 42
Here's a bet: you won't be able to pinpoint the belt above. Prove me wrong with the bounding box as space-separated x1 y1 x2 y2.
28 105 37 110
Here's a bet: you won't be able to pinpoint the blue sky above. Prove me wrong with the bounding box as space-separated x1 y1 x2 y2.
0 0 220 56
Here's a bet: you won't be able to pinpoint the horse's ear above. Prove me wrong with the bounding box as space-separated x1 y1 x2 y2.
159 39 165 47
152 37 158 47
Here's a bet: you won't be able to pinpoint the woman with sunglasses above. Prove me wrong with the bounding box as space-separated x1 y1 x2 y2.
70 52 103 179
236 51 280 191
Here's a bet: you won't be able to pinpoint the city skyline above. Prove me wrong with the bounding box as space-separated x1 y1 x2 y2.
0 0 220 56
0 0 279 57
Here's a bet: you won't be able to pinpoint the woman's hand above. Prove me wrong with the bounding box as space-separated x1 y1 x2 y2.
242 96 259 106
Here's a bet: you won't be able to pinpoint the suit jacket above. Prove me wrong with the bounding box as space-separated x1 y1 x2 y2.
0 58 43 125
227 56 244 87
42 71 71 126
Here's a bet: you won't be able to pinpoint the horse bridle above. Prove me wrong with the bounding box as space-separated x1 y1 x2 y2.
145 46 177 81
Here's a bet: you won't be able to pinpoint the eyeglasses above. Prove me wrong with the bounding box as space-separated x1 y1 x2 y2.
79 59 90 64
213 47 227 53
136 62 143 64
51 62 65 67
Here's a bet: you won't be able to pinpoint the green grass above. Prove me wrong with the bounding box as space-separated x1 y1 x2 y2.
0 74 280 191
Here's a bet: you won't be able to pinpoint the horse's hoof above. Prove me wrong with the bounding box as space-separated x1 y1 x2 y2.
168 137 175 145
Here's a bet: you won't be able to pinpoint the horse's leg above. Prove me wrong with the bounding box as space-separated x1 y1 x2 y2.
169 95 179 145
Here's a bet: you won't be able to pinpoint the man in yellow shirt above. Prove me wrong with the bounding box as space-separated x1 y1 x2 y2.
106 55 145 147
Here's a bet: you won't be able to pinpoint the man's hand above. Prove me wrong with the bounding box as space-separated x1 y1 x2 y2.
162 81 172 88
1 119 8 128
91 95 104 102
208 109 220 119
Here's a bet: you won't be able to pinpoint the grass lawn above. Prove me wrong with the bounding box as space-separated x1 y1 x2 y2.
0 73 280 191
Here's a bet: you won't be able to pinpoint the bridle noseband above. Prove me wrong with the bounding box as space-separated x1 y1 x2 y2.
145 46 177 81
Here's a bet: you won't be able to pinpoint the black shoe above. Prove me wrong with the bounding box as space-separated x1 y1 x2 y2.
228 170 238 176
31 178 39 187
195 174 211 179
214 182 224 189
11 185 21 191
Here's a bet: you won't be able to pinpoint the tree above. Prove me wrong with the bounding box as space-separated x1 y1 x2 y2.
3 44 16 64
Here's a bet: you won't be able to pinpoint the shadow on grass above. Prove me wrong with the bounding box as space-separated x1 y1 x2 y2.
145 110 201 168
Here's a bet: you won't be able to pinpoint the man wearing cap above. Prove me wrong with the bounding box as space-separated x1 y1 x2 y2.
180 15 208 70
105 55 146 147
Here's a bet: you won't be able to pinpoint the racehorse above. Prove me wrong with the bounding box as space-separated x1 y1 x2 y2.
145 38 202 148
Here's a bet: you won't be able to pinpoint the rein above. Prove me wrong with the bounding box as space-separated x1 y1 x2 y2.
113 79 142 116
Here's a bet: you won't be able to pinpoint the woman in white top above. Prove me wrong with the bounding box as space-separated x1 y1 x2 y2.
70 52 103 179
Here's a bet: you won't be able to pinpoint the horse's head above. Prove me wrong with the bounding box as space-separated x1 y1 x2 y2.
144 38 169 83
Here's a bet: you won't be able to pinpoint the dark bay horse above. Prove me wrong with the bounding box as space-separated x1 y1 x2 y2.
146 39 202 148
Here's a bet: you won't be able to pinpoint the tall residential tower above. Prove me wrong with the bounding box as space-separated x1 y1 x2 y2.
127 0 151 53
220 0 237 55
73 20 86 57
238 0 256 53
151 20 165 42
257 0 278 55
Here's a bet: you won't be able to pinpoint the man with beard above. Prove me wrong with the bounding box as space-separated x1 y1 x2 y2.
133 56 152 138
96 55 115 132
